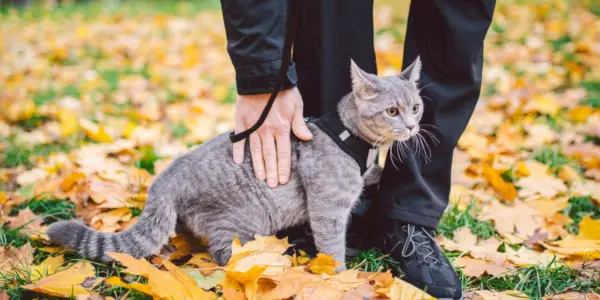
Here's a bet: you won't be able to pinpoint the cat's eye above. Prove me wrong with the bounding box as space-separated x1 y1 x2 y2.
386 108 399 117
412 104 420 114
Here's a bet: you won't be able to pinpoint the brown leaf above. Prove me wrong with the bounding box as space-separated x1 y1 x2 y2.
8 208 44 236
455 257 512 277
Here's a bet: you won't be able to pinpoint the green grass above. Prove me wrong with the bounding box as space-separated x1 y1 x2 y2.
0 225 30 248
533 146 579 173
437 201 497 240
1 0 220 20
563 195 600 234
10 197 76 224
169 123 190 138
348 248 401 274
580 81 600 108
134 147 160 175
460 260 600 299
0 137 72 168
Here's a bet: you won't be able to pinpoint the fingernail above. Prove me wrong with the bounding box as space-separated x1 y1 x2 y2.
302 126 313 137
279 175 288 183
233 156 242 164
256 172 265 180
268 178 277 188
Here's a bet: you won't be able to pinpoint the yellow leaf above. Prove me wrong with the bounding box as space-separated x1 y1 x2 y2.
5 98 36 122
558 165 581 182
569 106 594 123
60 172 86 192
524 94 561 116
109 252 217 300
187 253 222 276
22 261 96 297
543 238 600 259
80 119 114 143
380 278 435 300
30 255 65 281
57 109 79 137
306 253 340 275
226 265 268 300
38 246 64 254
482 162 518 201
0 191 6 205
578 216 600 240
515 161 530 177
104 276 152 295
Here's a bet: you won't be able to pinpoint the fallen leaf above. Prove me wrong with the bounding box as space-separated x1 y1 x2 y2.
8 208 44 236
22 261 97 297
479 201 543 242
186 269 226 290
379 277 435 300
306 253 340 275
577 216 600 240
477 290 529 300
504 247 555 267
0 243 33 273
30 255 65 281
455 256 512 277
517 174 567 198
483 162 518 201
187 253 221 276
543 238 600 259
109 252 217 300
104 276 152 295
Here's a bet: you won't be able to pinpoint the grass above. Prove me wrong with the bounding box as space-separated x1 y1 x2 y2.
533 146 579 173
348 248 401 274
134 147 160 175
0 225 30 248
437 200 497 240
0 0 220 19
580 81 600 108
460 260 600 298
563 195 600 234
9 197 76 224
0 136 72 168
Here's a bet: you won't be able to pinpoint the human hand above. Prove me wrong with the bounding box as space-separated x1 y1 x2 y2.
233 87 313 188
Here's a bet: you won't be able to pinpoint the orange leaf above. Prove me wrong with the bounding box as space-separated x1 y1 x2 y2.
482 162 517 201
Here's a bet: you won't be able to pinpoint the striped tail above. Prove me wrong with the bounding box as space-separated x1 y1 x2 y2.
46 197 177 262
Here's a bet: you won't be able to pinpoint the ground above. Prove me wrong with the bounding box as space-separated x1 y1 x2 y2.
0 0 599 299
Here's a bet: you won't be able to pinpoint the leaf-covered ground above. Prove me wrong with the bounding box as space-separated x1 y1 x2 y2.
1 1 599 299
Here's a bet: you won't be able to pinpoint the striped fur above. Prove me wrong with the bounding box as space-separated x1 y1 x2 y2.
46 59 424 268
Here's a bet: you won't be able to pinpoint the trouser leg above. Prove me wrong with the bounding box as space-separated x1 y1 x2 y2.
374 0 496 229
294 0 377 118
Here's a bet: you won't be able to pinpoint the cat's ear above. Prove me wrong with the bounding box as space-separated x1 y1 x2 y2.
399 56 422 85
350 59 377 99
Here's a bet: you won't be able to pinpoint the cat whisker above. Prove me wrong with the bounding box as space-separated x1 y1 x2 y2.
389 143 400 170
419 128 440 145
418 82 436 92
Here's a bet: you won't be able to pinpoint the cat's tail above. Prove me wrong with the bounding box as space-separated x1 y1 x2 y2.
47 192 177 261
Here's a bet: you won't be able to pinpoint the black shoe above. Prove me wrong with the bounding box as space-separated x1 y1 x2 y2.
376 221 462 300
277 223 317 257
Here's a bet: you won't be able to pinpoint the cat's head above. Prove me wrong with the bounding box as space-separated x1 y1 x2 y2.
346 57 424 144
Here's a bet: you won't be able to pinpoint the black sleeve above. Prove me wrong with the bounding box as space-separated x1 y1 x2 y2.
220 0 298 95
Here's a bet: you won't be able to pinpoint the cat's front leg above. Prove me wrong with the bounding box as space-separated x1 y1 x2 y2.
308 208 352 272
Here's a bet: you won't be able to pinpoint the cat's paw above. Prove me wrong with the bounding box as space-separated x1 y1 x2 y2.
335 264 347 273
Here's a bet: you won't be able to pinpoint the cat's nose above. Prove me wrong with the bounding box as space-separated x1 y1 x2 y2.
406 125 415 131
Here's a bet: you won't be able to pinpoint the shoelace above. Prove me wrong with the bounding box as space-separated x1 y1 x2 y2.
400 224 438 264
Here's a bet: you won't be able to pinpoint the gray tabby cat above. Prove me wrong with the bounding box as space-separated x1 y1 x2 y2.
47 58 424 269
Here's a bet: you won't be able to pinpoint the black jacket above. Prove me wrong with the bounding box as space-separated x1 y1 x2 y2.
220 0 297 95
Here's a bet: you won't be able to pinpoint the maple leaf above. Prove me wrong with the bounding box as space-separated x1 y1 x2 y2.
22 261 98 297
29 255 65 281
109 252 217 300
517 174 567 199
8 208 44 237
0 243 33 273
478 201 543 242
577 216 600 240
306 253 340 275
455 256 513 277
476 290 530 300
482 162 518 201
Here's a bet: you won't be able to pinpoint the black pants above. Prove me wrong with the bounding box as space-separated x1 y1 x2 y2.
294 0 496 228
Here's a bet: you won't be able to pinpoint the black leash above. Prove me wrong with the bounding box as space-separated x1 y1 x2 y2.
229 0 302 143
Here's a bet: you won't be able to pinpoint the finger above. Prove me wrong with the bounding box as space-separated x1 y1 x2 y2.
276 133 291 185
291 104 313 141
232 125 245 164
261 132 278 189
249 133 266 181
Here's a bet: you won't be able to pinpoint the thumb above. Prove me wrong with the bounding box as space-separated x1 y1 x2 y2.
291 104 313 141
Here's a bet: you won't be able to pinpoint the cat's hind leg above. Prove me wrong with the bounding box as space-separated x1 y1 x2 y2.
206 224 254 266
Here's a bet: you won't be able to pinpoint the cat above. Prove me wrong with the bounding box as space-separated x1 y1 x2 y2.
47 57 425 269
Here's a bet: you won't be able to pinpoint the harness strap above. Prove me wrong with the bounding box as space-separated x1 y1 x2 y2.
312 110 377 174
229 0 302 143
